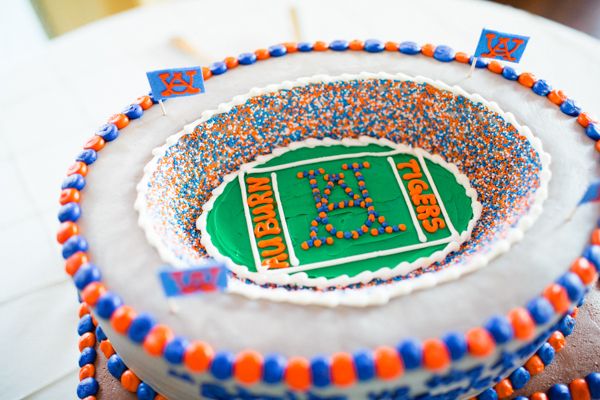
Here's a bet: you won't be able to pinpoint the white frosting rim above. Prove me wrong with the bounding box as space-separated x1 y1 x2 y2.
135 71 551 307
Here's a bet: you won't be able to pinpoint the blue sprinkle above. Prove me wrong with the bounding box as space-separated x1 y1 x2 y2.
122 104 143 119
532 79 552 96
96 292 123 319
268 44 287 57
310 356 331 387
79 346 97 367
509 367 530 389
77 377 99 398
442 331 467 361
399 41 420 55
210 61 227 76
62 174 86 190
353 350 375 381
548 383 571 400
502 66 519 81
77 314 95 335
58 202 81 222
128 313 156 343
238 52 257 65
329 40 349 51
560 99 581 116
297 42 313 52
583 245 600 271
433 45 455 62
364 39 384 53
76 149 97 165
62 235 88 259
586 123 600 141
586 372 600 398
484 315 514 344
73 263 102 290
478 387 498 400
96 123 119 142
137 382 157 400
557 272 585 302
107 354 127 379
537 342 555 365
558 314 576 336
397 338 422 369
526 297 555 325
263 353 286 384
210 351 234 380
96 325 107 341
164 336 189 365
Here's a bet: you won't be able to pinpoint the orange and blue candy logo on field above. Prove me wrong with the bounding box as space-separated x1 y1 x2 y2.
474 29 530 63
158 262 228 297
146 66 205 100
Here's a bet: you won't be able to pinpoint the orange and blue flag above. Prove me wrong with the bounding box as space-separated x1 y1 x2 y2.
147 66 205 100
579 180 600 205
158 262 228 297
474 29 530 63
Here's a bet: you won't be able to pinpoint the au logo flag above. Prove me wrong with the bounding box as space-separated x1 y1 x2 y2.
146 66 205 101
158 263 228 297
578 180 600 205
474 29 530 63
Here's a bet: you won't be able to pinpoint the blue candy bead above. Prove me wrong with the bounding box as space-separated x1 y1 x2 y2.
532 79 552 96
364 39 384 53
548 383 571 400
263 353 286 384
469 56 488 68
96 325 107 341
79 346 97 367
238 52 257 65
164 336 188 364
122 104 143 120
77 314 95 335
514 397 529 400
329 40 349 51
560 99 581 116
268 44 287 57
509 367 530 389
537 342 555 365
557 272 585 302
148 91 161 104
353 350 375 381
559 314 576 336
502 66 519 80
62 235 88 259
96 123 119 142
137 382 156 400
484 315 514 344
397 338 422 369
310 356 331 387
73 263 102 290
210 351 234 380
586 123 600 141
399 41 420 55
58 202 81 222
583 245 600 271
210 61 227 76
297 42 313 52
526 297 555 324
96 292 123 319
586 372 600 399
442 331 467 361
62 173 86 190
77 377 99 398
478 387 498 400
76 149 97 165
128 313 156 343
433 45 455 62
107 354 127 379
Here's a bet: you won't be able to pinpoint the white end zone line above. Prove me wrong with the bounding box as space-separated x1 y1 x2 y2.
387 157 428 243
271 172 300 267
238 172 264 272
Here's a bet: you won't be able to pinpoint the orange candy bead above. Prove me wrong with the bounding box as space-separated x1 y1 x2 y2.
234 350 263 384
577 112 595 128
79 332 96 351
79 302 90 317
65 251 89 276
591 229 600 245
202 66 212 80
121 370 141 392
57 221 79 244
571 257 598 285
495 378 514 398
313 41 328 51
454 52 470 63
79 364 95 380
66 161 88 177
81 282 106 306
543 283 571 313
421 43 435 57
548 89 567 105
422 339 451 370
487 61 504 74
548 331 566 352
525 355 545 375
508 307 535 340
531 392 549 400
284 357 311 391
154 395 168 400
184 341 214 372
143 324 174 356
255 48 270 60
283 42 298 53
374 346 403 380
349 40 364 51
466 327 495 357
518 72 536 88
135 95 153 110
84 135 105 152
384 41 399 51
108 113 129 129
331 352 356 386
110 305 137 334
59 188 80 205
100 339 115 358
570 378 592 400
224 56 239 69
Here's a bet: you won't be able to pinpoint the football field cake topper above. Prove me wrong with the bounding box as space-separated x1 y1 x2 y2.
198 138 481 285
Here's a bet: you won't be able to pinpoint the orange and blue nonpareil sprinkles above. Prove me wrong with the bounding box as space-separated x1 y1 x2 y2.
143 78 543 289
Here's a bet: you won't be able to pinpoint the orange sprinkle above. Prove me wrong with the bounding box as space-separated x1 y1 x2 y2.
234 350 263 384
331 352 356 386
313 41 328 51
525 355 545 375
59 188 80 205
326 237 334 245
143 324 174 356
79 364 95 380
577 112 595 128
495 379 514 399
508 307 535 340
111 305 136 334
384 41 399 51
100 340 115 358
374 346 403 380
385 226 393 233
517 72 536 88
184 341 214 372
83 135 105 152
548 89 567 105
296 172 303 179
66 161 88 177
202 66 212 80
398 224 406 231
349 40 364 51
466 327 495 357
454 52 470 64
362 161 370 168
314 239 322 247
57 221 79 244
336 231 344 239
543 283 571 313
422 339 451 370
81 282 106 306
487 61 504 74
224 56 239 69
79 332 96 351
371 228 379 236
570 257 597 285
421 43 435 57
570 378 591 400
65 251 89 276
285 357 311 391
120 370 141 392
301 242 309 250
108 113 129 129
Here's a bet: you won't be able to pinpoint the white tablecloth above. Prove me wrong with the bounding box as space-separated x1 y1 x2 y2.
1 0 599 398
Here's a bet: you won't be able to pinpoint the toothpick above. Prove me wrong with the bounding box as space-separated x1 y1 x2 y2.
167 298 179 314
289 5 302 42
467 56 478 78
158 99 167 116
